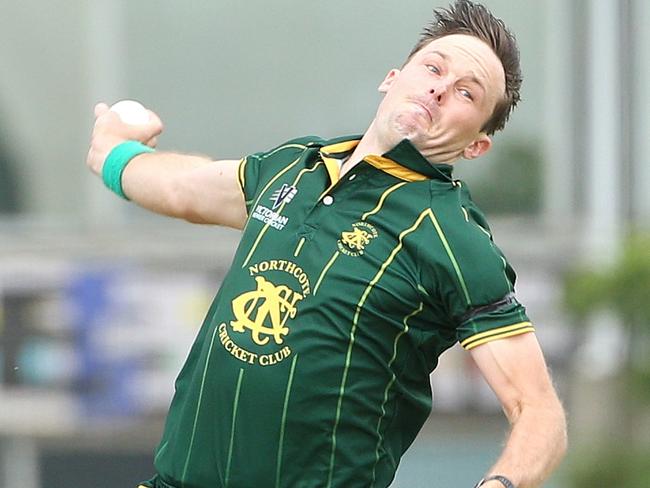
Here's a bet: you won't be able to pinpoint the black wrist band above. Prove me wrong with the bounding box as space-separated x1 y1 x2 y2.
474 475 516 488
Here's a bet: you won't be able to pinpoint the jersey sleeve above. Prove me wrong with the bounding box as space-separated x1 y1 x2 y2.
237 151 265 215
456 291 534 350
237 136 323 215
421 195 534 350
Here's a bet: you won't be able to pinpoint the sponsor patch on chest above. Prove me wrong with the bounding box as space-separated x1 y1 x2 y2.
270 184 297 209
250 184 298 230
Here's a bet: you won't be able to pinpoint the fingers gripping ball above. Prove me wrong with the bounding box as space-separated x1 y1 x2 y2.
110 99 151 125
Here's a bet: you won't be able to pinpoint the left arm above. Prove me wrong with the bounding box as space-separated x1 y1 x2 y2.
469 332 567 488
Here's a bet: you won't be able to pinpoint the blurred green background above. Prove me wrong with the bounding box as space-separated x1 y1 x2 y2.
1 0 649 486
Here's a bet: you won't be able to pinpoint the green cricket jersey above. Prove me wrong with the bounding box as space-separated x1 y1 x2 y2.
146 135 534 488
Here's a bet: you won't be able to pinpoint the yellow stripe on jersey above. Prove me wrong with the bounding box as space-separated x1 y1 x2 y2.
243 163 321 266
181 324 221 480
294 237 306 257
314 251 340 295
320 138 360 186
361 182 408 221
327 209 431 487
460 322 534 350
464 327 536 350
364 155 429 182
321 155 341 186
320 139 360 158
237 157 249 213
275 354 299 488
238 157 247 190
371 301 423 485
242 143 309 219
225 368 245 486
262 143 310 160
427 211 472 306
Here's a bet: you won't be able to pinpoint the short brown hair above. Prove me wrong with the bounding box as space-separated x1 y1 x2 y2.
407 0 522 135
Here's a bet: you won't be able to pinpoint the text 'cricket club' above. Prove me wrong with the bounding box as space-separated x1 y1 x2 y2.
251 184 298 230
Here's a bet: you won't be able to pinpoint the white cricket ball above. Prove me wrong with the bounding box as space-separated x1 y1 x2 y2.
109 99 151 125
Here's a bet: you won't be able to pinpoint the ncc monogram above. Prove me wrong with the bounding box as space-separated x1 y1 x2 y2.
231 276 302 346
337 221 378 257
217 259 311 367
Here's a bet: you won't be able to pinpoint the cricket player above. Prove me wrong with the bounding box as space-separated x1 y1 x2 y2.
86 1 567 487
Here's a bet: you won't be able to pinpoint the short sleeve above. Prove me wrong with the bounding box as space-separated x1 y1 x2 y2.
420 195 534 350
236 136 323 215
237 152 265 215
456 292 533 350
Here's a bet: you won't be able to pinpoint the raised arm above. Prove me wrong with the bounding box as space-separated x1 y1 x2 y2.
469 333 567 488
86 102 247 229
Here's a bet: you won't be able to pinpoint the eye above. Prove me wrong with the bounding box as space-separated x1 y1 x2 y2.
459 88 474 101
426 65 440 74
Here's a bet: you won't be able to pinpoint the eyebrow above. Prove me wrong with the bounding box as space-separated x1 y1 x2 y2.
429 50 449 61
463 75 487 94
427 50 487 94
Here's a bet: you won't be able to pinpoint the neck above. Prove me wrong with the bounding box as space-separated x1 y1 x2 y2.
342 120 398 176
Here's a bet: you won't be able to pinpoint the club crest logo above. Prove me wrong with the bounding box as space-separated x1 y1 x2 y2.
231 276 302 346
217 260 311 367
337 222 378 257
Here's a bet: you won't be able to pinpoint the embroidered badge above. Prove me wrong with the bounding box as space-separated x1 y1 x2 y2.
337 222 378 257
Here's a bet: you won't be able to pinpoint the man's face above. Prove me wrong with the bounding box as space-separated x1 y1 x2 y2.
374 34 506 163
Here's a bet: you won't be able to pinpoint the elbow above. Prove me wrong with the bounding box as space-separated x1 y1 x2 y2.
554 399 569 461
508 394 569 459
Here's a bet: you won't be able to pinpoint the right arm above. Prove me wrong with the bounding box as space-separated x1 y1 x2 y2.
86 102 248 229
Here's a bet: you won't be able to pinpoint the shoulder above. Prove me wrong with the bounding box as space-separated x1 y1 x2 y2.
426 178 495 245
421 178 515 299
246 135 325 162
456 180 494 235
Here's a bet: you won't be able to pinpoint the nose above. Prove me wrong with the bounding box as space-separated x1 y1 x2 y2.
429 80 451 104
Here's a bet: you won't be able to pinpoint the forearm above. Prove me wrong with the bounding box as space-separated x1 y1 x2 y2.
120 151 213 218
484 400 567 488
86 103 246 228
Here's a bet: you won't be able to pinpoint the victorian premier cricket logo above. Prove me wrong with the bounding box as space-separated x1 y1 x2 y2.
217 259 310 366
250 184 298 230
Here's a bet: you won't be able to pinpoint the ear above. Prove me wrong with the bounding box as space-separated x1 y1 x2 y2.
463 134 492 160
378 69 400 93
